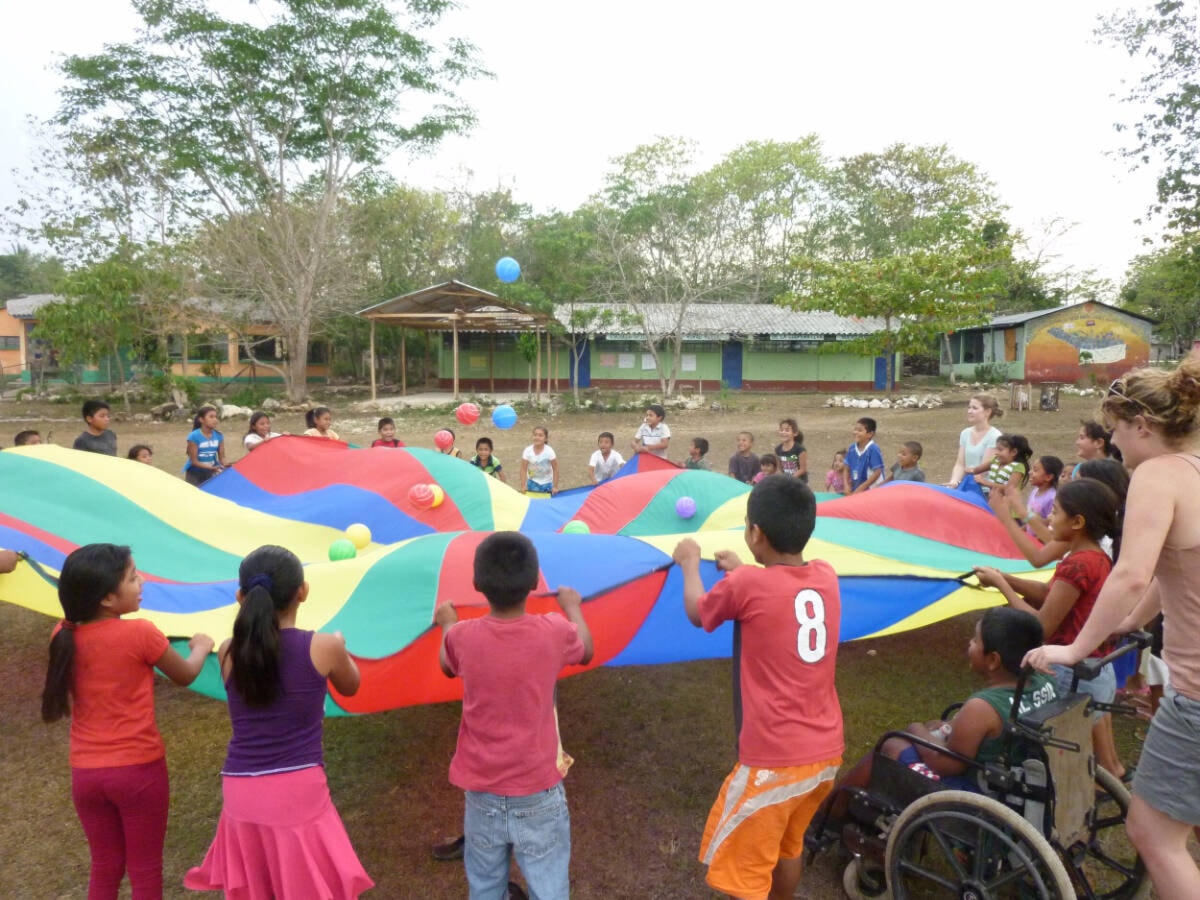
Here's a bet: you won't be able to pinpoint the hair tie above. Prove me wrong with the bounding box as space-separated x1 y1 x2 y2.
246 573 274 593
61 620 76 631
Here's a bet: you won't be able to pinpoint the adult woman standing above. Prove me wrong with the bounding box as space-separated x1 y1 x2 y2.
1026 357 1200 897
946 394 1003 488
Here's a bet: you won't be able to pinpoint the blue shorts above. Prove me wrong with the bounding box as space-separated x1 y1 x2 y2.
897 746 980 793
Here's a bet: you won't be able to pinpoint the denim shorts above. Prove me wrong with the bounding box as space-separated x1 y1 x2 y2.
1051 661 1116 721
463 783 570 900
1133 688 1200 826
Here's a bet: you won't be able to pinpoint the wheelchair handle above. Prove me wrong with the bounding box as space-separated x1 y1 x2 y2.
1070 629 1152 686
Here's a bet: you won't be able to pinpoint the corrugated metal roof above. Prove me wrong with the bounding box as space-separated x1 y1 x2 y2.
553 302 884 338
5 294 62 318
958 301 1158 332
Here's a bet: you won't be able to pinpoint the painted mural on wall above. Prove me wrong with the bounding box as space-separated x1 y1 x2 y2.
1025 303 1151 384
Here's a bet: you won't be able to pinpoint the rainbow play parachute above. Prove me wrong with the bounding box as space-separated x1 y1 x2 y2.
0 439 1042 714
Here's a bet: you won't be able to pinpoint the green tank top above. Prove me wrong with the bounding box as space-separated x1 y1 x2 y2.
969 675 1058 764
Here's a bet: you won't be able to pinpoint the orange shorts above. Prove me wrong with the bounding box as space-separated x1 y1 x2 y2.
699 758 841 899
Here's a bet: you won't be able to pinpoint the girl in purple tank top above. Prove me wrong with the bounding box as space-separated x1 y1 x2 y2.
185 545 373 899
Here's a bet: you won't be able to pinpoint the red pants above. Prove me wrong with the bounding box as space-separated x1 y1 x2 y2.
71 757 169 900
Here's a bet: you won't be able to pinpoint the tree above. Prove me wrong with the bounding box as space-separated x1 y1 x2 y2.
0 247 64 301
48 0 485 401
1120 234 1200 356
1100 1 1200 231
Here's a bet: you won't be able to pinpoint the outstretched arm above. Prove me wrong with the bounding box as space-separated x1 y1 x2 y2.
556 587 594 664
673 539 706 627
155 633 215 686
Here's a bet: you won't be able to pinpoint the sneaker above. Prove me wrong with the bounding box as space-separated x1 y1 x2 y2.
431 834 465 861
506 882 529 900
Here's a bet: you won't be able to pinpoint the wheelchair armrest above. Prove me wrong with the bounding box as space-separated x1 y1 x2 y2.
939 701 964 721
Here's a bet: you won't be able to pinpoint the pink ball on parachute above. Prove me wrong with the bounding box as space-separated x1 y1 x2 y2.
408 484 435 509
434 429 455 450
675 496 697 519
455 402 480 426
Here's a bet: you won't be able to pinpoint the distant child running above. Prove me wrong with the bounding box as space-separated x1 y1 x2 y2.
371 417 405 448
73 400 117 456
184 405 227 486
244 412 282 452
890 441 926 482
42 544 213 899
684 437 712 471
673 477 842 899
844 417 884 494
434 532 594 899
520 426 559 494
631 404 671 459
728 431 760 484
184 546 372 898
588 431 625 484
825 450 846 493
304 407 340 441
775 418 808 482
471 437 507 484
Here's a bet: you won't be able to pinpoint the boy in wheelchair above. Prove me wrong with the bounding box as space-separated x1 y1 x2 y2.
811 607 1058 834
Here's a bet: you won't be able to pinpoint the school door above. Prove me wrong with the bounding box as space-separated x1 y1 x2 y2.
722 342 743 389
570 339 591 388
873 356 892 391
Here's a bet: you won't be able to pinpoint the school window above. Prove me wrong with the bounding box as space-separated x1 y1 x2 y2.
306 341 328 364
167 334 230 363
239 338 279 362
0 336 19 350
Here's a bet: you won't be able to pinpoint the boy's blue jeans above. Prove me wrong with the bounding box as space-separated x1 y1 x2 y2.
463 783 570 900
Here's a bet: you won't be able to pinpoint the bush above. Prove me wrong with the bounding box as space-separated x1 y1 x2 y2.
972 363 1010 384
223 385 275 409
148 373 200 406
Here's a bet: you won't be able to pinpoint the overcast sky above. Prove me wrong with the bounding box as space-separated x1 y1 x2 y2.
0 0 1165 287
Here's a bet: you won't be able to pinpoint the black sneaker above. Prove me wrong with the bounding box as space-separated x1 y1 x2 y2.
506 882 529 900
431 834 465 861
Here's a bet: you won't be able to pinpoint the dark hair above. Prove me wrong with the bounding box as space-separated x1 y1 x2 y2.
691 437 709 456
473 532 539 609
598 431 614 443
1075 459 1130 558
996 434 1032 487
192 404 219 430
532 425 549 441
759 453 779 470
1079 420 1120 462
646 404 666 420
247 411 271 436
856 417 877 434
377 416 394 430
81 399 109 420
1037 455 1064 488
1102 357 1200 445
903 440 923 460
979 607 1044 677
747 476 815 554
475 436 494 451
1057 479 1120 545
305 406 332 429
42 544 132 722
127 444 152 460
780 418 802 444
737 430 754 443
443 427 455 439
229 545 305 708
14 430 40 445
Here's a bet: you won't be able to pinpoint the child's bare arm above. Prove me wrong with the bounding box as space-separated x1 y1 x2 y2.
672 538 706 627
155 632 215 686
914 698 1001 776
556 586 594 664
434 601 458 677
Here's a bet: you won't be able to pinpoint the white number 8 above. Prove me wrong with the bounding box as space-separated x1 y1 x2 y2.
794 589 827 663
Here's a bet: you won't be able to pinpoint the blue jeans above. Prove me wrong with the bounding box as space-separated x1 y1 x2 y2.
1052 661 1117 721
463 783 571 900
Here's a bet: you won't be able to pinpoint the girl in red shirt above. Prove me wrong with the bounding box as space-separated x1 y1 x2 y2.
41 544 213 900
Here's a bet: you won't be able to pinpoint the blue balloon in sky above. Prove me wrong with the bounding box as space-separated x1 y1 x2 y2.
495 256 521 283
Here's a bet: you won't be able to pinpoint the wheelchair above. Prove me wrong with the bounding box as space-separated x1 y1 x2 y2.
808 635 1152 899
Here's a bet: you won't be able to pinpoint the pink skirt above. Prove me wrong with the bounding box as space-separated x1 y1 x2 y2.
184 767 373 899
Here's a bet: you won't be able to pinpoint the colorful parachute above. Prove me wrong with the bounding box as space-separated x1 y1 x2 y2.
0 440 1043 714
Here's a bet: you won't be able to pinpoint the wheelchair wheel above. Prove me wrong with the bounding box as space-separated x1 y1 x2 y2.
885 790 1074 898
1058 767 1150 900
843 857 888 899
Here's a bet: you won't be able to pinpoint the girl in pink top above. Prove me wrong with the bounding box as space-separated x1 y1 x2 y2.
1027 357 1200 897
41 544 212 900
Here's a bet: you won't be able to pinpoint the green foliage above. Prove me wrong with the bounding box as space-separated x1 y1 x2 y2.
0 247 65 301
1119 233 1200 354
1100 1 1200 231
147 372 200 405
973 362 1011 384
223 384 274 409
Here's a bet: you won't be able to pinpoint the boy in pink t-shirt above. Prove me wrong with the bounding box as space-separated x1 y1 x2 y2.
435 532 594 899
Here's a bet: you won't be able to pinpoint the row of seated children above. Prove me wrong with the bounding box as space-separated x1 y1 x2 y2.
828 417 927 493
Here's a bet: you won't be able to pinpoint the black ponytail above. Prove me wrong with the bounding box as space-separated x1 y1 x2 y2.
230 545 304 707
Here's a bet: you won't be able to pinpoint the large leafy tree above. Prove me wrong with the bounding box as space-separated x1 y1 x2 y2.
1101 0 1200 231
1120 234 1200 356
49 0 484 400
0 247 64 302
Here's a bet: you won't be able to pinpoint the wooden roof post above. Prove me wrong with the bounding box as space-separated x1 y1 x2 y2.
369 318 377 401
452 313 460 401
535 324 542 406
400 326 407 396
489 331 495 394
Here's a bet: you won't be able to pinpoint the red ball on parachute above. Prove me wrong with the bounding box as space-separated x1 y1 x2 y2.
408 483 436 509
455 403 480 426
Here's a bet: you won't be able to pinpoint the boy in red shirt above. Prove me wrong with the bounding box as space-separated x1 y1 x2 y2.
435 532 594 899
673 476 843 900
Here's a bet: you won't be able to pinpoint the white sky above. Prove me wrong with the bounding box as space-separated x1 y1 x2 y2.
0 0 1165 287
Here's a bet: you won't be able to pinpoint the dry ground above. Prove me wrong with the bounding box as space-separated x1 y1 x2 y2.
0 385 1168 898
